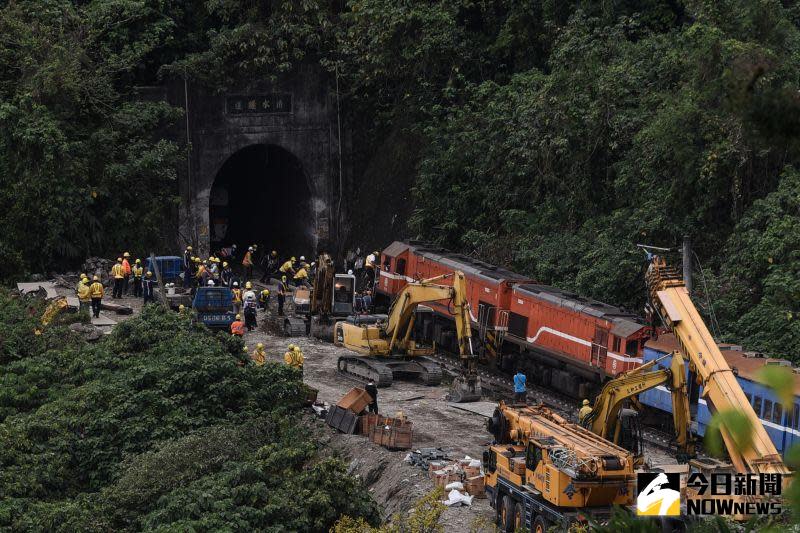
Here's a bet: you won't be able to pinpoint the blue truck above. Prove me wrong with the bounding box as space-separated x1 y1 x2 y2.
192 287 236 330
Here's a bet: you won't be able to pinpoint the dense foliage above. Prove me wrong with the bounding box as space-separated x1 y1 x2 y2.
0 292 379 531
2 0 799 356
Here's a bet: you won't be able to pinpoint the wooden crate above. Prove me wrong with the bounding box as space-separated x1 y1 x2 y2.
463 465 481 478
326 405 359 434
510 457 526 475
368 424 413 450
464 475 486 498
337 387 372 414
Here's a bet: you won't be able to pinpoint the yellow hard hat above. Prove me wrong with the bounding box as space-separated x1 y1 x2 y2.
291 256 296 261
245 281 252 289
194 257 200 263
81 273 88 279
257 343 264 349
117 257 122 262
179 304 185 310
243 345 248 352
281 275 287 282
293 345 301 352
582 399 590 406
135 259 141 264
187 246 193 251
223 262 228 267
82 277 90 283
93 275 99 281
288 344 295 350
146 271 153 277
271 250 277 256
236 314 241 320
124 252 130 257
262 289 269 295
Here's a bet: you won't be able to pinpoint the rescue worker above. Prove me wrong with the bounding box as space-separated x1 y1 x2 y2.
277 275 288 316
251 343 266 366
513 369 527 404
199 260 210 287
178 304 187 315
208 256 219 281
230 314 245 337
259 289 270 310
183 245 193 285
365 379 378 414
284 344 304 372
89 275 104 318
579 399 593 424
77 276 92 315
293 263 310 287
279 256 296 278
261 250 279 282
207 279 215 287
132 259 144 297
142 271 156 304
364 250 378 290
243 281 258 331
242 246 254 281
76 273 88 295
232 281 242 314
221 261 232 287
111 257 125 299
122 252 132 295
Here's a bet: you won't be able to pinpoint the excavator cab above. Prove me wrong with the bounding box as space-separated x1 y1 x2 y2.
617 408 644 462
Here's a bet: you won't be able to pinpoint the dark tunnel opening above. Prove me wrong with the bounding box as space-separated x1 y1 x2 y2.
209 144 315 258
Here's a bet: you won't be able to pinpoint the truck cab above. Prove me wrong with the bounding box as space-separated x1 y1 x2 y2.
192 287 236 330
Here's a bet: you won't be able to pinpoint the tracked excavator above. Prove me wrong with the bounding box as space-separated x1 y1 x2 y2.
335 270 482 402
485 402 636 532
645 255 789 477
582 351 695 466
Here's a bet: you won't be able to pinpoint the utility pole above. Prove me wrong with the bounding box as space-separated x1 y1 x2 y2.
682 235 692 295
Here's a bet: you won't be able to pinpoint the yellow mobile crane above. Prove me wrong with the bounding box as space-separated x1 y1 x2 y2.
582 351 695 465
335 271 481 402
645 256 789 476
485 402 636 532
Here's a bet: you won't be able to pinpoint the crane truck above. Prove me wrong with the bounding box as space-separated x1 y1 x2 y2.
335 270 482 402
484 402 636 532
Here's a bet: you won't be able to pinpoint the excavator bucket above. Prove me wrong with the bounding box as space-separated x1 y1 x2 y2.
450 376 482 403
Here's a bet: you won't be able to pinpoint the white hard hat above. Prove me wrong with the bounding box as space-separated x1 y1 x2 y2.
299 255 305 261
248 246 254 251
207 280 214 286
347 269 353 275
233 281 239 286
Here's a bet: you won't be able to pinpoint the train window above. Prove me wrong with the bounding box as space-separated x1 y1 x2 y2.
753 396 762 417
625 340 638 356
396 258 406 275
763 399 773 421
612 337 621 353
773 403 783 424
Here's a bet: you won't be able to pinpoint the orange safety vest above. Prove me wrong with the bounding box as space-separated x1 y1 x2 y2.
230 321 245 336
122 259 131 275
242 251 253 267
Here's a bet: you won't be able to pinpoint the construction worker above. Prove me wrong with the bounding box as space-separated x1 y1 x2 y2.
77 276 92 315
243 281 258 331
199 260 210 287
132 259 144 297
259 289 270 310
122 252 132 295
142 271 156 304
365 379 378 414
230 314 245 337
364 250 379 290
579 399 593 424
232 281 242 314
251 343 266 366
293 263 309 287
279 256 296 277
111 258 124 299
284 344 304 371
513 369 527 404
178 304 187 315
277 275 288 316
208 256 219 280
242 246 254 281
221 261 232 287
89 275 104 318
76 273 88 295
261 250 279 282
183 245 193 274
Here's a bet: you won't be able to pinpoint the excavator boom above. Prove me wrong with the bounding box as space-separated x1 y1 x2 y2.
646 258 788 475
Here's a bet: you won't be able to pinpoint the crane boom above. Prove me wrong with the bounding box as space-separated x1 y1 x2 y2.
645 257 788 475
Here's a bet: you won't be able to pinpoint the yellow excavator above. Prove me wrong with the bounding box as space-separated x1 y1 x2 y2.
335 270 481 402
485 402 636 532
645 255 789 477
581 351 695 466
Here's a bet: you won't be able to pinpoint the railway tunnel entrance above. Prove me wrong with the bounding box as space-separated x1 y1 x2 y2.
209 144 315 257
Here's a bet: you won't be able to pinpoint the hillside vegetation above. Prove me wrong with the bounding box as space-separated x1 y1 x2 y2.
1 0 798 356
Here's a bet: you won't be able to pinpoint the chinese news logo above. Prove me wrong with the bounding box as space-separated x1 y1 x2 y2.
637 472 681 516
686 472 782 516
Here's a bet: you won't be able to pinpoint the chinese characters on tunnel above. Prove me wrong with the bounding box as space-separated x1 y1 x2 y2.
226 94 293 115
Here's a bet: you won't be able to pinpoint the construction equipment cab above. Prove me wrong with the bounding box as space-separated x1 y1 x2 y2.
335 271 481 402
192 286 236 330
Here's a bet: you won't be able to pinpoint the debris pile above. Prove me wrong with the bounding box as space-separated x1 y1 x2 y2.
429 456 486 500
325 388 414 450
82 257 113 283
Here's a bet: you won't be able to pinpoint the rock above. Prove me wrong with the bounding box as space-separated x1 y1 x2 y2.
30 273 45 282
69 322 103 342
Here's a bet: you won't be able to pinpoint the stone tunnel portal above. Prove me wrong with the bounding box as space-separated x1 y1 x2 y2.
209 144 315 258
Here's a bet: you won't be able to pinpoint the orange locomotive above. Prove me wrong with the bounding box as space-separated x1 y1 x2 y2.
376 241 652 398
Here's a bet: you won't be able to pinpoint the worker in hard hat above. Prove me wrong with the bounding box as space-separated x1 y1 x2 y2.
261 250 279 283
242 246 254 281
277 275 288 316
178 304 187 314
77 276 92 315
232 281 242 314
284 344 304 371
132 259 144 297
243 281 258 331
89 275 104 318
142 271 156 305
293 263 310 287
230 314 245 337
259 289 270 310
220 261 232 287
111 257 125 299
364 250 379 290
251 343 266 366
279 256 296 277
579 399 593 425
183 246 193 287
121 252 132 295
208 256 219 280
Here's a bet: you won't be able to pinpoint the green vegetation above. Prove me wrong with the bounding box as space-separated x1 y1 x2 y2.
0 292 379 531
1 0 798 357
